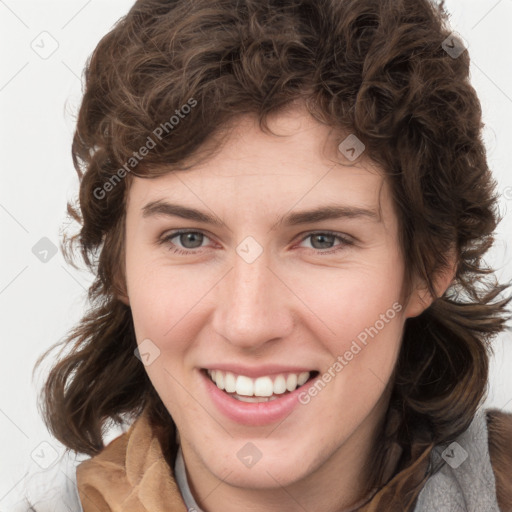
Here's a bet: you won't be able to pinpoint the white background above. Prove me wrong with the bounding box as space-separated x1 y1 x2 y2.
1 0 511 509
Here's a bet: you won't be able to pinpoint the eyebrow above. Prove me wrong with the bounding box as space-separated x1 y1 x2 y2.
141 200 380 227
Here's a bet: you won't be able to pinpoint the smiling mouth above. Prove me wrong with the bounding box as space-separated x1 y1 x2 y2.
202 369 319 402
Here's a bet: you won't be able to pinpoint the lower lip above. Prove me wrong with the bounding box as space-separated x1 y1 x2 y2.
201 370 316 426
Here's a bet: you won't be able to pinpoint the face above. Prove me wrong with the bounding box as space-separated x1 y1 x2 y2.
123 106 426 496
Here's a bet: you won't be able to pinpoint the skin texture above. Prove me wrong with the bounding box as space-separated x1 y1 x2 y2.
122 106 453 512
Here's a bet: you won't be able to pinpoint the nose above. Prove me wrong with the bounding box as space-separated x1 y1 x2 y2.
211 247 294 351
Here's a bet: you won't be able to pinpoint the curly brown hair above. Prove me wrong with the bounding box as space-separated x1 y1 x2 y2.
34 0 511 509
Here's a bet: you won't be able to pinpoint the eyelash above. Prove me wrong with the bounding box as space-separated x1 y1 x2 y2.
158 229 354 256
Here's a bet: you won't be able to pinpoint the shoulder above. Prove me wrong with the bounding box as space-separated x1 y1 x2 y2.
486 408 512 511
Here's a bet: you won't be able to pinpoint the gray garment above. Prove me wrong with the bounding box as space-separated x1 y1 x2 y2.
414 408 500 512
175 409 501 512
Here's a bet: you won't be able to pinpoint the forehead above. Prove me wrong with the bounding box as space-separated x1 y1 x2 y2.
125 108 390 223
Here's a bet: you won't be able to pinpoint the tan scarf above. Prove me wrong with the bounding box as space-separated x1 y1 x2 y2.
76 410 187 512
76 409 432 512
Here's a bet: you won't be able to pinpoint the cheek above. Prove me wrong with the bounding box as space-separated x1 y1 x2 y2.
284 259 405 344
126 266 204 412
126 263 223 405
127 260 211 338
284 254 406 394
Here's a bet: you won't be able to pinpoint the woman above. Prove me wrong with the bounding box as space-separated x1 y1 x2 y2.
33 0 512 510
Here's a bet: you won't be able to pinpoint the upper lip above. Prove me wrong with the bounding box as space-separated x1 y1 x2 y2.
201 364 317 379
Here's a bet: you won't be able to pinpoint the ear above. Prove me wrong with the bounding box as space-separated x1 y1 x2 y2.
403 249 458 319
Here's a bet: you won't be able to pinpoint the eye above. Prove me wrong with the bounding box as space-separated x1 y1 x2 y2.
159 229 354 256
159 230 212 255
298 231 354 254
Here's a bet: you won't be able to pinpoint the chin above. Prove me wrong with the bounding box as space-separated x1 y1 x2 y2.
196 440 316 490
216 461 308 490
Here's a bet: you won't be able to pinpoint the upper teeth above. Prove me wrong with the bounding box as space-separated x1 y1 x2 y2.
207 370 311 397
